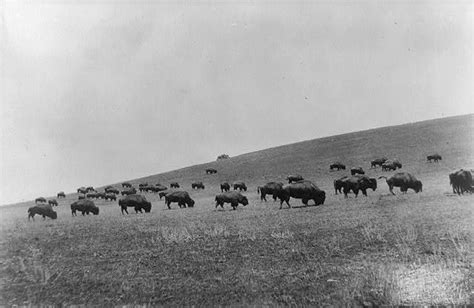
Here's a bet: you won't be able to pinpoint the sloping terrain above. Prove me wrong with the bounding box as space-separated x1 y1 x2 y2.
0 114 472 306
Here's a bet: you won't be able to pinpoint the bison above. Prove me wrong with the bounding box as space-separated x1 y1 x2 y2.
105 187 119 194
77 187 87 194
330 162 346 171
215 191 248 210
121 188 137 196
170 182 180 188
28 204 57 221
341 175 377 198
427 154 442 162
35 197 47 204
371 157 388 168
233 181 247 192
122 182 132 188
286 175 304 183
57 191 66 198
78 195 85 200
220 182 231 192
71 199 99 216
379 172 422 195
206 168 217 174
257 182 283 201
165 191 195 209
191 182 205 189
381 160 402 171
449 169 472 195
155 184 168 192
350 167 365 175
119 194 152 214
48 199 58 207
104 193 117 201
85 186 95 193
274 180 326 209
333 176 349 195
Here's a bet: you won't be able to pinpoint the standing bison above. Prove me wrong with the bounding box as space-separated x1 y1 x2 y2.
340 175 377 198
233 181 247 192
119 195 152 214
449 169 472 195
220 182 231 192
350 167 365 175
215 191 248 210
48 199 58 207
286 175 304 183
371 157 388 168
205 168 217 174
122 182 132 188
57 191 66 198
77 187 87 194
274 180 326 209
427 154 442 162
104 193 117 201
330 162 346 171
105 187 119 194
170 182 180 188
191 182 205 189
71 199 99 216
381 160 402 171
35 197 47 204
28 204 57 221
379 172 422 195
121 188 137 196
257 182 283 201
165 191 195 209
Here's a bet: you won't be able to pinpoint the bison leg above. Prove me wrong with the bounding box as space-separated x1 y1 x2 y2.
388 184 395 195
121 207 128 215
361 189 367 197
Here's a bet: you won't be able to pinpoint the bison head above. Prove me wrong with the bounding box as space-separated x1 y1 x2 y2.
48 210 58 219
369 178 377 191
414 180 423 193
187 198 195 207
91 207 99 215
143 202 152 213
241 196 249 206
316 190 326 205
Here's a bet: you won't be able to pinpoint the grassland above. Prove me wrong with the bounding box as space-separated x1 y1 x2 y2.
0 114 473 305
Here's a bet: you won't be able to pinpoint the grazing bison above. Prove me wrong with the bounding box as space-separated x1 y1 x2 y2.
350 167 365 175
119 195 152 214
330 162 346 171
28 204 57 221
274 181 326 209
48 199 58 207
220 182 231 192
371 157 388 168
333 176 349 195
35 197 47 204
86 192 98 199
427 154 442 162
104 193 117 201
71 199 99 216
155 184 167 191
215 191 248 210
77 187 87 194
233 181 247 192
78 195 85 200
165 191 195 209
206 168 217 174
381 160 402 171
57 191 66 198
379 172 422 195
341 175 377 198
449 169 472 195
257 182 283 201
191 182 205 189
286 175 304 183
105 187 119 194
159 191 169 200
217 154 230 160
85 186 95 193
170 182 180 188
121 188 137 196
122 182 132 188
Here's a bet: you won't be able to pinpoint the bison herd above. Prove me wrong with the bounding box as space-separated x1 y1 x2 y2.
28 154 472 221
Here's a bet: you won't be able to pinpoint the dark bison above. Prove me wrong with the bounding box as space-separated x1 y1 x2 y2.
330 162 346 171
233 181 247 192
57 191 66 198
379 172 422 195
165 191 195 209
105 187 119 194
77 187 87 194
220 182 231 192
104 193 117 201
257 182 283 201
28 204 57 221
449 169 472 195
35 197 47 204
170 182 180 188
48 199 58 207
427 154 442 162
191 182 205 189
138 183 149 192
78 195 85 200
334 176 349 195
341 175 377 198
217 154 230 160
350 167 365 175
274 181 326 209
159 191 169 200
71 199 99 216
381 160 402 171
286 175 304 183
85 186 95 193
215 191 248 210
119 194 152 214
121 188 137 196
122 182 132 188
155 184 167 191
206 168 217 174
371 157 388 168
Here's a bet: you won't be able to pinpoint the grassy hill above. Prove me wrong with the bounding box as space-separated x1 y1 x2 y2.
0 114 472 306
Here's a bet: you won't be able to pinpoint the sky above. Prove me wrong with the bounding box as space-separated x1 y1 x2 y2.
1 1 473 205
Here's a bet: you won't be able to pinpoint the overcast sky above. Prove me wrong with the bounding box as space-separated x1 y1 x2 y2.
1 1 473 205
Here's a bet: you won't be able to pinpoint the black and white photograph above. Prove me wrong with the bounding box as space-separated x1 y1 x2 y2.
1 0 473 305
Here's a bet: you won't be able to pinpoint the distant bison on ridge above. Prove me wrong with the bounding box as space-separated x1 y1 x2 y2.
257 182 283 201
286 175 304 183
379 172 422 195
71 200 99 216
121 188 137 196
191 182 205 189
215 191 248 210
427 154 442 162
371 157 388 168
330 162 346 171
28 204 57 221
57 191 66 198
119 195 152 214
170 182 180 188
35 197 47 204
206 168 217 174
350 167 365 175
165 191 195 209
122 182 132 188
449 169 472 195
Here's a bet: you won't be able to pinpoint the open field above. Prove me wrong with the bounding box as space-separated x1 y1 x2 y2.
0 114 473 305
